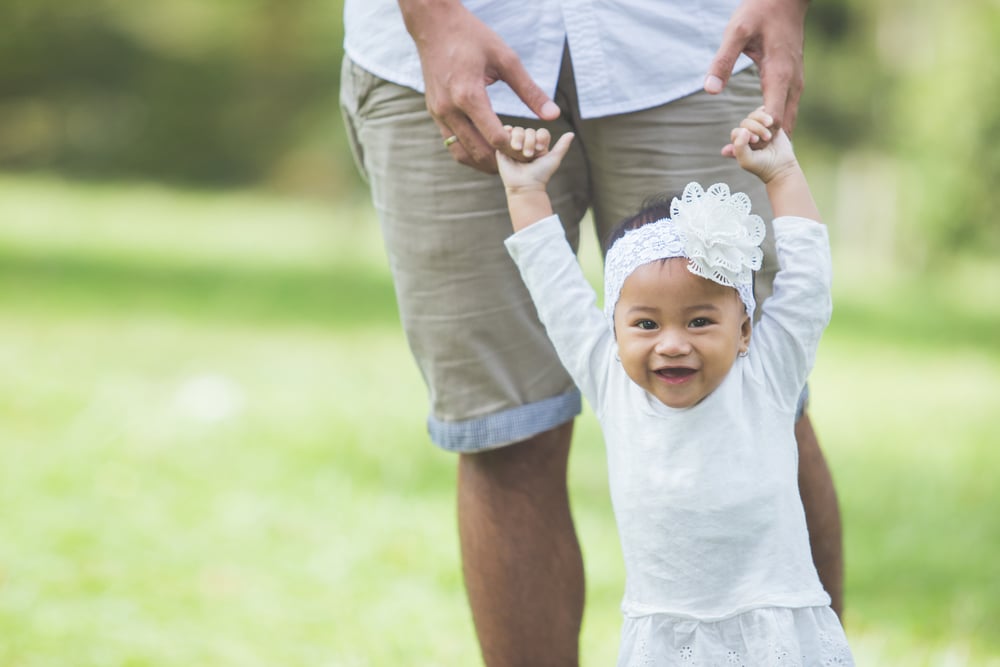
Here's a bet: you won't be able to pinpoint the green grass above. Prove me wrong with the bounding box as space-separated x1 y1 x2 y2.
1 174 998 665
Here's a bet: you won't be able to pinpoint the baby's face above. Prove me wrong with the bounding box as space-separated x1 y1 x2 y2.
613 258 751 409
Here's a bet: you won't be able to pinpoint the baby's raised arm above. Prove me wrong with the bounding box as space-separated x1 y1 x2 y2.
497 127 575 231
724 107 821 222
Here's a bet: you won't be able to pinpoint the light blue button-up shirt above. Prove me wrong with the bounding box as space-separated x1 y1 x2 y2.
344 0 752 120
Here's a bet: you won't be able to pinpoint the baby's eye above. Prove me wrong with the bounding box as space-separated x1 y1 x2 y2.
635 319 658 330
689 317 712 328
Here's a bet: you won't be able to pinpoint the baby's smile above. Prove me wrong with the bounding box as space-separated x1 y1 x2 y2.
654 367 697 384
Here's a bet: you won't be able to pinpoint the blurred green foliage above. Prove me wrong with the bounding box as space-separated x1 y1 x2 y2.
0 0 998 251
802 0 1000 256
0 0 352 194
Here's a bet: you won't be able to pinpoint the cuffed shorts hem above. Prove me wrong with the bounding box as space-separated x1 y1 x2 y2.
428 390 582 453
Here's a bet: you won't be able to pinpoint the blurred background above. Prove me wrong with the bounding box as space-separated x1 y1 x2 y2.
0 0 998 665
3 0 999 253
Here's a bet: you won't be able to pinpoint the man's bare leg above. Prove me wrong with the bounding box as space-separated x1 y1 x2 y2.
796 411 844 618
457 420 584 667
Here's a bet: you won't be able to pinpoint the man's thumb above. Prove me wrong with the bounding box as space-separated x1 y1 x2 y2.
705 38 741 94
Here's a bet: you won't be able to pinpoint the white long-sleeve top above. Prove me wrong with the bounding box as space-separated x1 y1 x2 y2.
343 0 752 119
506 215 854 664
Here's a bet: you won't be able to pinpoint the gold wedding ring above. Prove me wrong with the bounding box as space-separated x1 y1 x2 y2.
443 135 459 148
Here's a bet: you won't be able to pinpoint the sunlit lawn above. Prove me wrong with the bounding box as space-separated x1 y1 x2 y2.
1 175 998 665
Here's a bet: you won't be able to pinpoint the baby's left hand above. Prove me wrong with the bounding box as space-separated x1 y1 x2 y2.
496 126 575 192
723 106 797 183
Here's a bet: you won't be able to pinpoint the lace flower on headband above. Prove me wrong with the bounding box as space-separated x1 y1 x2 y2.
670 182 765 293
604 182 766 326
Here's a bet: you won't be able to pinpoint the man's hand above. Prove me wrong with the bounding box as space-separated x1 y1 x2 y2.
703 0 808 134
400 0 561 173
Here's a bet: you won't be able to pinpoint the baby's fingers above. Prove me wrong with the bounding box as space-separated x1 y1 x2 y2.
739 118 772 144
730 127 757 163
508 126 526 151
547 131 575 161
520 128 537 157
502 123 558 160
746 105 774 127
533 127 552 154
733 127 752 150
504 126 552 158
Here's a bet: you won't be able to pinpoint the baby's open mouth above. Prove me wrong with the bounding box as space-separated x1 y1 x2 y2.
655 367 696 380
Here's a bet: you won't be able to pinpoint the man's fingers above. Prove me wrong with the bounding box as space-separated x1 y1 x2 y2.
438 101 506 172
760 87 787 132
433 55 562 173
759 59 800 132
781 81 803 135
441 118 500 173
500 54 561 122
433 79 511 169
783 107 798 137
453 146 499 173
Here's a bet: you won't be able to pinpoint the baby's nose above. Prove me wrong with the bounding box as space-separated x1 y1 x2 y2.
654 328 690 355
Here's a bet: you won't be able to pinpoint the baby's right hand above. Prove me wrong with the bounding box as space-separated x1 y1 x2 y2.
723 106 798 183
496 127 575 192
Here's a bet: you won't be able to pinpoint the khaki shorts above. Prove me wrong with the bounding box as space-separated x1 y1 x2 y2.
340 53 777 452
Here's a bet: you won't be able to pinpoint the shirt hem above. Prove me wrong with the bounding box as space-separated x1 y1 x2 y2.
621 593 833 624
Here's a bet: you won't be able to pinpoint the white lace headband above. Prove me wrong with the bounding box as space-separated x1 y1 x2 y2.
603 182 766 326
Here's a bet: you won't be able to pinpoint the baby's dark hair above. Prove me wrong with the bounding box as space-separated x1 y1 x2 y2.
602 193 678 258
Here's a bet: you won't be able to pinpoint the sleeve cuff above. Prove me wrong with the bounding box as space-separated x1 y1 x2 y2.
504 214 565 257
